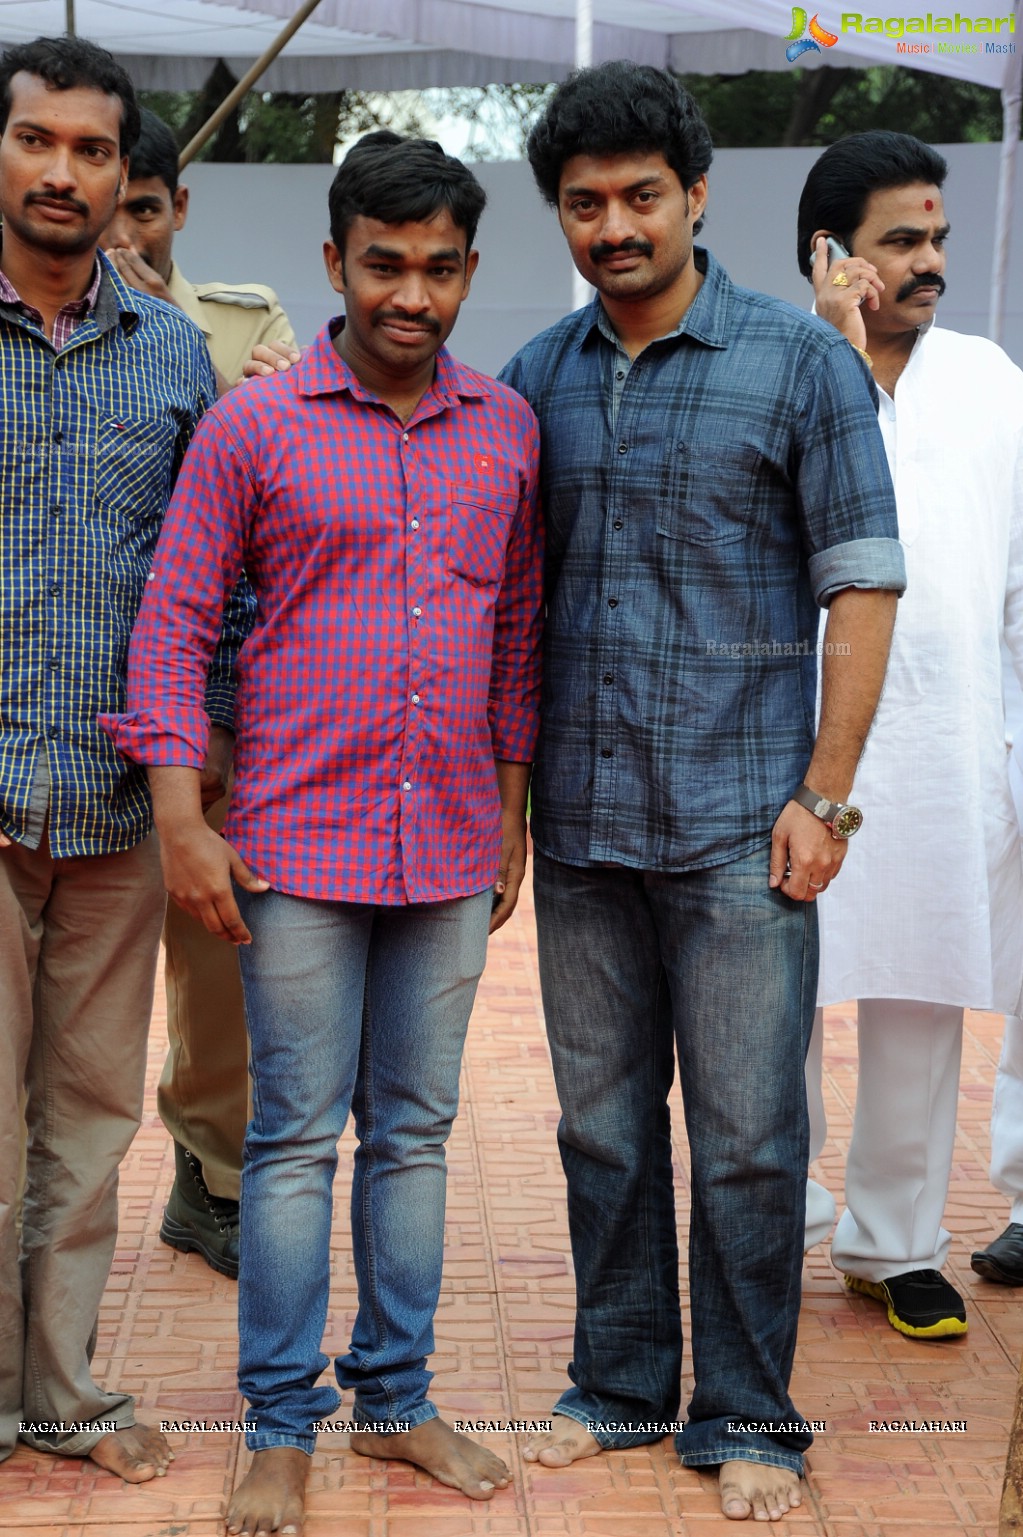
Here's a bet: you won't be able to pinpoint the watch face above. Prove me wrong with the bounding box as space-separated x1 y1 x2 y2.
832 806 863 839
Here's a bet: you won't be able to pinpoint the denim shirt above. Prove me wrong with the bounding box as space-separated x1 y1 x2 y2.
500 249 906 873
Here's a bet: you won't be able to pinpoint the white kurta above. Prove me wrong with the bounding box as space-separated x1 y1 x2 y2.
817 324 1023 1013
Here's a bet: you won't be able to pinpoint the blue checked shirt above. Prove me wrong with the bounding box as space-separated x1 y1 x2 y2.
0 255 225 857
500 249 906 872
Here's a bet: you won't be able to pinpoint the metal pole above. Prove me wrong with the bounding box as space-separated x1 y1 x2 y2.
571 0 595 311
178 0 324 169
988 2 1022 345
575 0 593 67
65 0 75 35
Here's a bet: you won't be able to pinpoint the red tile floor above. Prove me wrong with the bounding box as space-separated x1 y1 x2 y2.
3 868 1018 1535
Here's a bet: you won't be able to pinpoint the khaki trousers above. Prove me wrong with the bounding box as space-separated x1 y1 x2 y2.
0 831 166 1461
158 790 249 1201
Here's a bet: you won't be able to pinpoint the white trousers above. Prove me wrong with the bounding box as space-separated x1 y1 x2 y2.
991 1013 1023 1225
805 1005 837 1249
805 999 964 1281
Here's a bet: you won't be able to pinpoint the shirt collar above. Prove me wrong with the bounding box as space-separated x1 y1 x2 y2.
297 318 489 405
0 252 103 315
576 247 731 355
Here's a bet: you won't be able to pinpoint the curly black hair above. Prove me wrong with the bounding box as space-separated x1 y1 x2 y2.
527 62 713 208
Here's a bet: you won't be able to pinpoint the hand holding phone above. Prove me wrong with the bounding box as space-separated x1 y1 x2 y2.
809 234 883 354
809 235 850 270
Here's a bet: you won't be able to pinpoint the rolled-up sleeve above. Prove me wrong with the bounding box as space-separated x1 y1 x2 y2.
796 337 907 606
810 536 907 607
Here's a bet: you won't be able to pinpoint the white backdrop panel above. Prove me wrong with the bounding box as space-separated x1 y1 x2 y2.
173 144 1023 374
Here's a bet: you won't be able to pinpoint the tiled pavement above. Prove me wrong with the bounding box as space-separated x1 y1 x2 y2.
2 869 1018 1536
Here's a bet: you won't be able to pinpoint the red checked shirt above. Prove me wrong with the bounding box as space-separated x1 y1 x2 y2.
102 321 543 904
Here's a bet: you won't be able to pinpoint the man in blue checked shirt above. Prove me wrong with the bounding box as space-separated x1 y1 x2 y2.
499 63 905 1523
0 37 237 1484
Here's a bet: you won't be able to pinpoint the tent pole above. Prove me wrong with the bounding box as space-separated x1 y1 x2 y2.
988 0 1022 345
178 0 324 169
571 0 595 311
576 0 593 67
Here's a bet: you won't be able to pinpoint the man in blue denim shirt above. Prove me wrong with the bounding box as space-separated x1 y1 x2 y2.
500 64 905 1522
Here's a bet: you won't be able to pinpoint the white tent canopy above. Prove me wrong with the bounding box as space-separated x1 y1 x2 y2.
0 0 1015 90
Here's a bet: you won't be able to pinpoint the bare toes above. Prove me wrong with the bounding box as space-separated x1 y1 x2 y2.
88 1423 173 1483
524 1414 602 1468
719 1460 801 1523
226 1447 308 1535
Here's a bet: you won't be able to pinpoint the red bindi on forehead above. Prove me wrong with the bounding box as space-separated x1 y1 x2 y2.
924 199 934 211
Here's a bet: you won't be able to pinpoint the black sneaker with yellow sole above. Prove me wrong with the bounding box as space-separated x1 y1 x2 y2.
844 1269 967 1339
160 1141 240 1280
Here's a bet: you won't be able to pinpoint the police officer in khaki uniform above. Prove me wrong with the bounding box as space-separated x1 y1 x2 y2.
103 109 297 1277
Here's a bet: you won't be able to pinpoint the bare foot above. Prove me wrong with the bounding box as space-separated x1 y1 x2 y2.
522 1413 603 1467
719 1460 802 1521
226 1447 309 1535
350 1416 510 1499
88 1422 174 1482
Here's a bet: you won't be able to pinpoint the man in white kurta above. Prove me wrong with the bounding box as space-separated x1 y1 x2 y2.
797 131 1023 1338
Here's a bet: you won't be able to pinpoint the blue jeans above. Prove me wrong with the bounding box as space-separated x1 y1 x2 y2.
234 887 491 1452
533 847 816 1475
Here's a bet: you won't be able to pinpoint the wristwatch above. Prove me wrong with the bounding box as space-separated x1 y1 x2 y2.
792 783 863 839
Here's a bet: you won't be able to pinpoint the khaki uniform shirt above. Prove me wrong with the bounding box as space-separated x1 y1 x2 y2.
167 262 296 387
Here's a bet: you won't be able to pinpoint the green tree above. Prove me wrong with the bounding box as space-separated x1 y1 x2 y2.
142 64 1009 166
141 73 424 164
677 65 1005 148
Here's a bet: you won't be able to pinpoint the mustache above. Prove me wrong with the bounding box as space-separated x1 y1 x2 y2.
589 238 655 262
373 311 440 334
26 191 89 216
897 272 946 300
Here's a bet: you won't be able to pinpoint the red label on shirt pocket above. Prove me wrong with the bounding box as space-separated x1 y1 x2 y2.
473 452 493 473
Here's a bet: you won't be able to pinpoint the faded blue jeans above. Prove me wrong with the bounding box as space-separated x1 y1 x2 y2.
235 887 491 1452
533 846 816 1475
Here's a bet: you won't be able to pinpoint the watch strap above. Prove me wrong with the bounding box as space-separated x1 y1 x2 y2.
793 783 839 822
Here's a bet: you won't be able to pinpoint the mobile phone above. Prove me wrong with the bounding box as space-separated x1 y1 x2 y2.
809 235 850 269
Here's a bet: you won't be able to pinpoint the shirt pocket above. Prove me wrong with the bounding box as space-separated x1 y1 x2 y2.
93 413 176 521
447 478 518 588
658 441 759 545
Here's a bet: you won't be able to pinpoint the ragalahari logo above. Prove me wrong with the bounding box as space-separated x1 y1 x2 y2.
785 8 840 61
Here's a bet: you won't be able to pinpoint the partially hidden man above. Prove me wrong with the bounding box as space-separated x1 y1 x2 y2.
103 106 298 1279
499 63 905 1523
798 131 1023 1329
103 133 543 1536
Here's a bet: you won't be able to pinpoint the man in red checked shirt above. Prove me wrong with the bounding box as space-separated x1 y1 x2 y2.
101 132 543 1537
